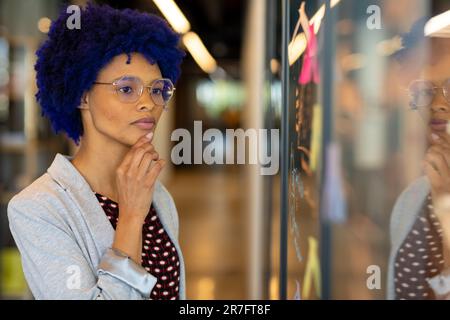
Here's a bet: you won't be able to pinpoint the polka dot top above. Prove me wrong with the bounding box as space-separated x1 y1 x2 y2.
394 194 445 300
94 192 180 300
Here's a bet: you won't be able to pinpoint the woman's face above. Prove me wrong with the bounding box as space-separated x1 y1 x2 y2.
82 52 166 146
418 40 450 136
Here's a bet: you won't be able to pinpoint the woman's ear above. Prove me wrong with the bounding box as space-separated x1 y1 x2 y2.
78 92 90 110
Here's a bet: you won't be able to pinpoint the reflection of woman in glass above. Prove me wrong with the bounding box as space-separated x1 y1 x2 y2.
7 3 186 299
388 16 450 300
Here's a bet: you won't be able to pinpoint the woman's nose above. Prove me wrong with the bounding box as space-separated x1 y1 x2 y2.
136 90 156 112
431 93 450 113
137 98 156 112
137 104 155 112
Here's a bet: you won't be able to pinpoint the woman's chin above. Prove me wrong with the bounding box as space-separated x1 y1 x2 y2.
127 131 154 146
429 124 450 135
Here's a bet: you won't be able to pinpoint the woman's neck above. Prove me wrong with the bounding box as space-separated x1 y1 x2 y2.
70 136 129 203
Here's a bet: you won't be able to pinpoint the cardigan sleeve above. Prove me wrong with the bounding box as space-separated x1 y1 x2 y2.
156 180 179 240
7 195 157 300
427 268 450 299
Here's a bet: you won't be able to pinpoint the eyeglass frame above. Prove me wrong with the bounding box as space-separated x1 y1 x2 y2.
92 75 176 107
407 78 450 109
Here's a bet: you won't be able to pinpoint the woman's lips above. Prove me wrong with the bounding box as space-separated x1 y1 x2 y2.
133 122 155 130
429 119 449 132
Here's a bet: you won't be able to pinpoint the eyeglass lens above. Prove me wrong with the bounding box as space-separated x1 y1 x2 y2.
409 79 450 108
114 77 174 106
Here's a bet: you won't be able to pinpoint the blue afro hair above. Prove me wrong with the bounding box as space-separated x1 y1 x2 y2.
35 2 186 145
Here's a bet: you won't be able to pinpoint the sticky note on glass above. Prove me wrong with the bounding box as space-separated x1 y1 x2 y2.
1 248 27 297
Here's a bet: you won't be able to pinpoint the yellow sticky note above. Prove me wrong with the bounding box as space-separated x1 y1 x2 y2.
302 236 321 299
309 104 322 172
1 248 27 297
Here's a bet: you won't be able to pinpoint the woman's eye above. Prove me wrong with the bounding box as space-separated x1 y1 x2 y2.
412 89 431 100
152 88 163 95
119 86 134 94
419 89 432 96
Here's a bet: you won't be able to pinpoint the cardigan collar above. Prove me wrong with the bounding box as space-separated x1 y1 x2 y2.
391 176 431 258
46 153 172 256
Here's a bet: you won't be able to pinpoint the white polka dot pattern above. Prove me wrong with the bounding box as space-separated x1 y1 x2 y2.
394 195 444 300
94 191 180 300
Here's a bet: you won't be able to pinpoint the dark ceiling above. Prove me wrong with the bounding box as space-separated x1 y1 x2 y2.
94 0 247 76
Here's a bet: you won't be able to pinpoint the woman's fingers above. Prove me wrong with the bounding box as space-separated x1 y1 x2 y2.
137 150 160 177
425 149 450 177
430 131 450 148
424 160 441 187
135 133 154 149
128 144 156 175
428 145 450 167
120 135 153 171
145 159 166 186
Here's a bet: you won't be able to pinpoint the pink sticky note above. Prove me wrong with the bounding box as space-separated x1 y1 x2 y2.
299 24 320 85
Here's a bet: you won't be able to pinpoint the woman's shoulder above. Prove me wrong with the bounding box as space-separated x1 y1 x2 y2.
390 176 430 242
392 176 429 212
10 169 65 199
7 171 68 220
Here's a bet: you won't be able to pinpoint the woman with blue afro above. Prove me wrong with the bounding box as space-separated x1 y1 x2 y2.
388 8 450 299
7 2 187 300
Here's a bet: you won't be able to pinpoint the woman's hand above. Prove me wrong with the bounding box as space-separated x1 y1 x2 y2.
115 134 166 224
112 133 165 263
424 133 450 199
424 132 450 250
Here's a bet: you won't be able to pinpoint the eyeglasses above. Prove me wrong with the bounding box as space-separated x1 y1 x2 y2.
93 76 176 107
408 79 450 109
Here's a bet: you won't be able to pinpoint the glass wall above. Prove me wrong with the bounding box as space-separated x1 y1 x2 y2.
275 0 449 299
0 0 449 300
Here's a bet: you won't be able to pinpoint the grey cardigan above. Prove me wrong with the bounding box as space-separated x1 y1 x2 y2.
7 153 186 300
388 175 450 299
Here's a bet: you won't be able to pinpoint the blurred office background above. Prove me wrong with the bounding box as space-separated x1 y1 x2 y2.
0 0 448 299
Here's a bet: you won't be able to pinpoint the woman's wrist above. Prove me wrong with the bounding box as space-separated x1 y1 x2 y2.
113 216 144 264
119 211 146 226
